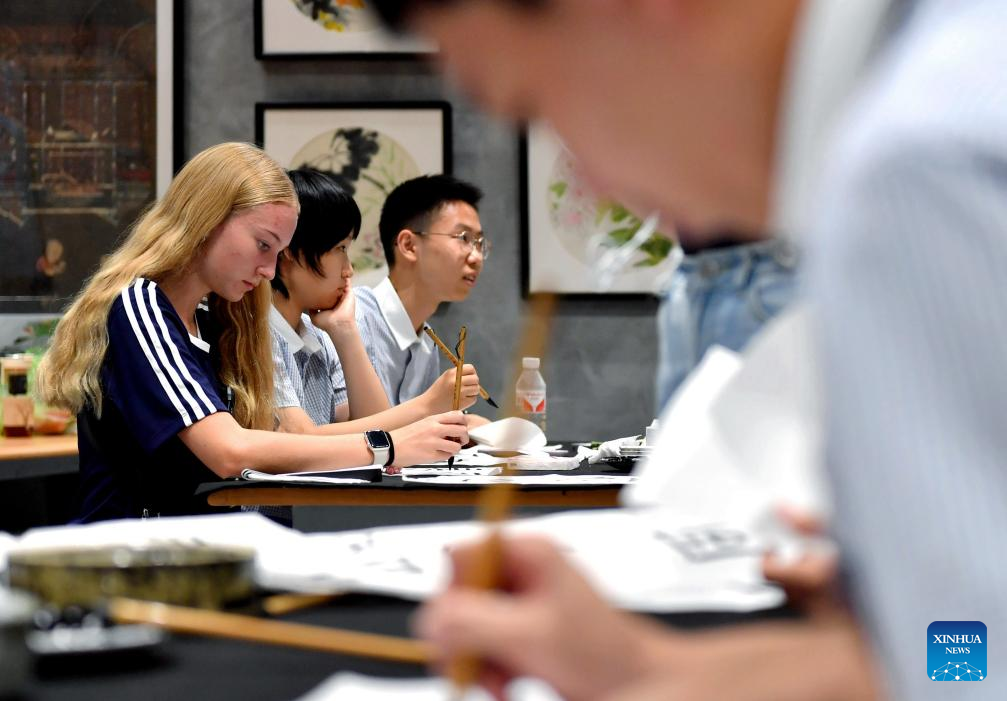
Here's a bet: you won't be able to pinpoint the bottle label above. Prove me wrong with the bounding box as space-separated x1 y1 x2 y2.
518 392 546 414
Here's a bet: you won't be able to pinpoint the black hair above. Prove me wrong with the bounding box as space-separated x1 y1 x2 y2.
272 168 362 299
378 173 482 268
370 0 545 31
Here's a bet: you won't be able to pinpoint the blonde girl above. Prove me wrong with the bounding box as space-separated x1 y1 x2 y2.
36 142 466 522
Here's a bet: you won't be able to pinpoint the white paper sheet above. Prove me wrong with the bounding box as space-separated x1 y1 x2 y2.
418 447 506 467
400 466 502 477
468 417 547 452
621 347 765 523
614 310 834 566
405 447 580 471
499 454 581 471
299 673 562 701
622 314 830 525
399 474 634 486
256 507 782 613
582 435 641 464
4 509 783 614
708 306 830 517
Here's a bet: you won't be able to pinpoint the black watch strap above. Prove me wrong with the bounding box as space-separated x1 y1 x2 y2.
385 431 395 467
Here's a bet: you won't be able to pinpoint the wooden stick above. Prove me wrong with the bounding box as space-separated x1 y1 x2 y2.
448 294 556 697
447 472 516 695
448 326 467 468
107 597 431 665
261 592 342 617
425 326 498 408
451 326 467 411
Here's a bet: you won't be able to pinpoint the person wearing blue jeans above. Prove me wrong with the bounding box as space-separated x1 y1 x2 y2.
655 238 799 410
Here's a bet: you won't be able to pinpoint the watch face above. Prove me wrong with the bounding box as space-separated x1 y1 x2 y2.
366 431 390 449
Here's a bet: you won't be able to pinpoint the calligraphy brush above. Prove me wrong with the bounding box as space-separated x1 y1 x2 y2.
425 326 499 409
448 326 467 468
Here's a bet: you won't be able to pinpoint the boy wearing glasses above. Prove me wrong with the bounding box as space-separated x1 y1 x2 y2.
355 174 488 406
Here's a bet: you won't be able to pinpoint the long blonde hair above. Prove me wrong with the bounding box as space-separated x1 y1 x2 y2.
35 142 297 430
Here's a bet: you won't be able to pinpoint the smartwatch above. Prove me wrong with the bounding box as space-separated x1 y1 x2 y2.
364 430 394 467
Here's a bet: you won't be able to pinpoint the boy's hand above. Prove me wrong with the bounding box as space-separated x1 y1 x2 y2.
417 536 680 701
761 507 841 619
425 364 480 412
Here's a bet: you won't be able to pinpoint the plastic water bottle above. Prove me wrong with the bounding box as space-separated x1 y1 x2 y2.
515 357 547 434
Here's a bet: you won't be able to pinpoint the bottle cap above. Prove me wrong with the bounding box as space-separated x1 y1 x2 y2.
522 357 540 369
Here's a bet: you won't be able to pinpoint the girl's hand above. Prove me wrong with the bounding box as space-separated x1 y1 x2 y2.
310 282 358 343
389 411 469 466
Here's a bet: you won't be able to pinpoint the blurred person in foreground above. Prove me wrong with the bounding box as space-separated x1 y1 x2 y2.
370 1 1007 699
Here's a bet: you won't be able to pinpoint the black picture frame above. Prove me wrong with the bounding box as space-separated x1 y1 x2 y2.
254 0 434 60
0 0 185 313
520 123 676 298
256 100 452 286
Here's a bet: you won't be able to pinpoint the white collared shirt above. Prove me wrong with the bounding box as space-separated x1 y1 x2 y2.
268 305 322 356
268 305 346 423
354 277 441 405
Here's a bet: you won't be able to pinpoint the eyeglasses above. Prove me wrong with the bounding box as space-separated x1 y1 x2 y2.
412 229 491 260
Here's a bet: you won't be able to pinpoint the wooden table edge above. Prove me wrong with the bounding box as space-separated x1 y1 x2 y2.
0 434 78 461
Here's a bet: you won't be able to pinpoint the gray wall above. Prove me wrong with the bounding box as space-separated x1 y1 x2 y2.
0 1 661 442
188 0 661 440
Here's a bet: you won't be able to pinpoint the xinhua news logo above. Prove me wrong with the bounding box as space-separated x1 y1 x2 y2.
928 621 986 681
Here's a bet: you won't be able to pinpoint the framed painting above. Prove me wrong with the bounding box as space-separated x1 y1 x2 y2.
254 0 435 59
256 101 452 286
0 0 183 312
521 123 678 296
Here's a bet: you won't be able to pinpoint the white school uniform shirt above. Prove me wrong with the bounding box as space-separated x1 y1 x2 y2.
354 277 440 405
268 305 347 425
